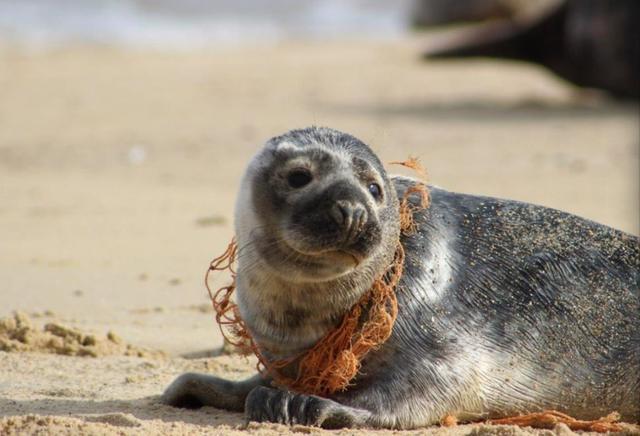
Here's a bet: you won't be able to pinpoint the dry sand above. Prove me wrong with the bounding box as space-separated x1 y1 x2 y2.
0 37 638 435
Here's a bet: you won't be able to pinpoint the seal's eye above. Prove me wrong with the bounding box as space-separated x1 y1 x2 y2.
287 169 313 189
368 183 382 199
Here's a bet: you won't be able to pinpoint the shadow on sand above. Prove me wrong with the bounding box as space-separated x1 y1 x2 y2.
0 396 244 428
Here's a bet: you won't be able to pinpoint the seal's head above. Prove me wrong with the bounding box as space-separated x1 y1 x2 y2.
235 127 400 284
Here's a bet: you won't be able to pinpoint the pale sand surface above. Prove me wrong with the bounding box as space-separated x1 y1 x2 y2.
0 38 638 435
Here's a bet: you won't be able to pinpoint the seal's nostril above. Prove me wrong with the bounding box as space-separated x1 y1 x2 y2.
330 201 366 243
331 201 355 231
354 206 367 232
330 202 349 227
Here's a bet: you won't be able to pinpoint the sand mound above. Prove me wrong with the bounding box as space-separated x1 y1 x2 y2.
0 312 165 359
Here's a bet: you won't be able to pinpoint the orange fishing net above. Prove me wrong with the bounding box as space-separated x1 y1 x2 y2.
207 241 252 352
488 410 624 433
390 157 430 234
206 243 405 397
438 411 626 433
389 156 428 179
283 243 404 395
440 414 458 427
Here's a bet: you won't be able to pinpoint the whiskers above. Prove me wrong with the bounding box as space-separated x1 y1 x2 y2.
234 227 292 279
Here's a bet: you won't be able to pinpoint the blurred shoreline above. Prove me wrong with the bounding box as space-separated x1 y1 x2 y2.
0 0 412 50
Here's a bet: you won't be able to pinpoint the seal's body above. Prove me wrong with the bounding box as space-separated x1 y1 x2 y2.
343 180 639 426
162 127 639 429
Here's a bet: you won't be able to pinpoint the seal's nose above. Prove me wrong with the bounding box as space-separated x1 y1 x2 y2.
330 200 367 243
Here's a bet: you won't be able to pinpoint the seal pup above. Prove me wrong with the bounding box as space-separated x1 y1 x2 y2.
423 0 640 99
162 127 639 429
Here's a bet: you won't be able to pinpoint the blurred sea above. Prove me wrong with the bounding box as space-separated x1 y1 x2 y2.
0 0 412 49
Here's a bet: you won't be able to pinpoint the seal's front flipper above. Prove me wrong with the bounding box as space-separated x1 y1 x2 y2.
245 386 371 429
161 373 266 412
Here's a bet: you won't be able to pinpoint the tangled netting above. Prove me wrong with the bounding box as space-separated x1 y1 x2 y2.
489 410 624 433
439 411 625 433
206 159 429 397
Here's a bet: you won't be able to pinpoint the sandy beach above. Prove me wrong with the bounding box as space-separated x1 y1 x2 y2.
0 37 638 434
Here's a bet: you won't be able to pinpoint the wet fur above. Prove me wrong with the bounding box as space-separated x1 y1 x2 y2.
162 127 639 429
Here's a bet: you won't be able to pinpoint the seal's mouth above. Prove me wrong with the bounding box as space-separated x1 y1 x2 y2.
251 228 371 282
338 249 364 266
286 243 362 267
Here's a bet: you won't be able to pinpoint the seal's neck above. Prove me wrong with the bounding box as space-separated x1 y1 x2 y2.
236 266 372 358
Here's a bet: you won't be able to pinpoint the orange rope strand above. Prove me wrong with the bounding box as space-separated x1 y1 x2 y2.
390 157 430 234
488 410 624 433
389 156 428 180
206 240 252 352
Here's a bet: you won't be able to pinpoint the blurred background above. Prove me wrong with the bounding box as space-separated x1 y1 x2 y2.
1 0 638 356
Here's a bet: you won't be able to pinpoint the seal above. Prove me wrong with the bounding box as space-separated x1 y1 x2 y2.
162 127 639 429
